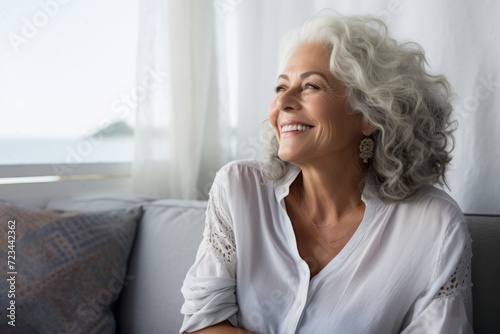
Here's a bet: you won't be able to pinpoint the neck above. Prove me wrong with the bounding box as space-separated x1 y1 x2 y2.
292 157 365 222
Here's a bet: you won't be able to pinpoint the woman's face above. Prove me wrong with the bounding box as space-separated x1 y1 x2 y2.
268 42 370 167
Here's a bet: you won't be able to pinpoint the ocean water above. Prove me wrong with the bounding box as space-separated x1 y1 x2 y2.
0 137 134 165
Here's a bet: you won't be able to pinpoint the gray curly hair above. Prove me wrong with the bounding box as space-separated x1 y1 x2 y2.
260 14 455 202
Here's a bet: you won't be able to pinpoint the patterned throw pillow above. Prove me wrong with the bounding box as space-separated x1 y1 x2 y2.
0 200 142 333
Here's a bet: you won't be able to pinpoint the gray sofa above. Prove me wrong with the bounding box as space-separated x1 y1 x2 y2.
2 195 499 333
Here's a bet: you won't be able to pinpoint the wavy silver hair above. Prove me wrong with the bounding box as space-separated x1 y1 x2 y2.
260 14 455 202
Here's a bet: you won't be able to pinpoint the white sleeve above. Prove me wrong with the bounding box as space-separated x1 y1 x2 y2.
179 172 238 333
401 221 473 333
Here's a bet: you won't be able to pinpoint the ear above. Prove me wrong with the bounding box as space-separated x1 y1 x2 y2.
361 121 374 137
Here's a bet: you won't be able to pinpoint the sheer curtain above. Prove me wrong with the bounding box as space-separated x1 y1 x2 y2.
132 0 225 199
133 0 500 213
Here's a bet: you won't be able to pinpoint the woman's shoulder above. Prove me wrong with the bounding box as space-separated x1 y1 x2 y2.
216 159 265 180
213 159 269 189
375 187 469 258
389 186 465 228
218 159 264 174
416 186 463 218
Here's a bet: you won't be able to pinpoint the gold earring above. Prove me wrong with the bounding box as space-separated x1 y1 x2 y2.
359 137 375 163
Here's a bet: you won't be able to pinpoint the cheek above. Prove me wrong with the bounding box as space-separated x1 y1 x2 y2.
268 100 280 134
268 99 278 118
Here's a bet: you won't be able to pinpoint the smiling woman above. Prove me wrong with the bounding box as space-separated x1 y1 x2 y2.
269 43 371 170
179 14 472 334
262 16 455 203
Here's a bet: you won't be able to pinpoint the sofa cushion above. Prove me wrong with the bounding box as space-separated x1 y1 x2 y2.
0 199 142 334
465 214 500 334
115 199 207 334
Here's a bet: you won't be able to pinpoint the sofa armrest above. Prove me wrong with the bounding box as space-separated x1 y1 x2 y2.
465 214 500 334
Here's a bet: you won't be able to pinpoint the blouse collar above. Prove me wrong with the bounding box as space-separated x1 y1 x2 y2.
274 163 302 202
273 163 378 205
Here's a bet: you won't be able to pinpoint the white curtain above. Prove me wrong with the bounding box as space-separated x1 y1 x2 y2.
133 0 500 214
132 0 225 199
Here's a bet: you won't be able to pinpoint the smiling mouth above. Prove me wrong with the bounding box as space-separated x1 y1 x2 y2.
281 124 312 133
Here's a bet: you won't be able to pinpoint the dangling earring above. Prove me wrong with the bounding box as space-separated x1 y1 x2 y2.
359 137 375 163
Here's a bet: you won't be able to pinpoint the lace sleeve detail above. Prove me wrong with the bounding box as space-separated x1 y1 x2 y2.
435 236 472 303
204 176 237 264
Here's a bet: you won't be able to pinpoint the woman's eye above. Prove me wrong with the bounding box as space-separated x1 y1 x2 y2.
274 86 285 94
305 83 320 90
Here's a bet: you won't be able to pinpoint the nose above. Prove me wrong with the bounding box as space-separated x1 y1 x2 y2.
276 89 301 112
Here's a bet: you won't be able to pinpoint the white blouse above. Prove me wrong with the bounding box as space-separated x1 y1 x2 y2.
180 160 473 334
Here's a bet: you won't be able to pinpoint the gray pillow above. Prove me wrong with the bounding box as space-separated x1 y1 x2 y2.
115 199 206 334
0 200 141 333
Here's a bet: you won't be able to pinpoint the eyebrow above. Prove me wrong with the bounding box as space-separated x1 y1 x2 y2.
278 71 330 82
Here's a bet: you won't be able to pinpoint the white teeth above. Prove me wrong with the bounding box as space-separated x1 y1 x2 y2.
281 124 311 133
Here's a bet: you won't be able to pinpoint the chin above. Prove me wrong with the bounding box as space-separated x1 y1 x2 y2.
278 150 298 164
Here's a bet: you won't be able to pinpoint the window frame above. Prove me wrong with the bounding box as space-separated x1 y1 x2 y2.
0 162 133 208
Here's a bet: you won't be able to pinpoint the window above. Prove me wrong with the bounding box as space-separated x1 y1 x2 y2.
0 0 139 167
0 0 139 206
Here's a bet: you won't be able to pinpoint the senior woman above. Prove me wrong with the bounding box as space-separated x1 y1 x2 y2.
180 14 472 334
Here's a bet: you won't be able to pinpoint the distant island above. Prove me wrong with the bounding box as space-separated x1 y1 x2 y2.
89 120 134 138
